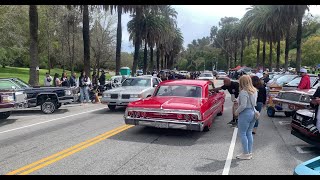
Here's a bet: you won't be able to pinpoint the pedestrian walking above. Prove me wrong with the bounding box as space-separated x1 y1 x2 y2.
44 72 52 87
79 71 91 104
251 76 267 134
234 75 258 160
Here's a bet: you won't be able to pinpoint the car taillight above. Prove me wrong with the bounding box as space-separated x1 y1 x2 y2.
177 114 183 120
141 112 147 118
135 111 141 118
191 114 198 121
128 111 134 117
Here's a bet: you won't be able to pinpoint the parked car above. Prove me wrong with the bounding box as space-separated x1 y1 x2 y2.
179 71 189 77
124 79 225 132
282 74 318 91
294 156 320 175
101 76 161 111
216 72 228 80
291 109 320 148
0 78 74 114
198 72 214 81
267 82 320 117
0 91 16 120
136 70 143 76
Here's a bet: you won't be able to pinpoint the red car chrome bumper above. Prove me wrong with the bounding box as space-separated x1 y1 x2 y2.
124 117 205 131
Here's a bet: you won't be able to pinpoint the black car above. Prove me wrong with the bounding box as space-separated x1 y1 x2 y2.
0 78 74 114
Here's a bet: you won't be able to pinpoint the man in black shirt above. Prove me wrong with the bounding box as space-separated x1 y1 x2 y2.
213 78 239 126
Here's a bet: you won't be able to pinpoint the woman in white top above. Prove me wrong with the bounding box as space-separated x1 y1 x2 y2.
234 75 258 160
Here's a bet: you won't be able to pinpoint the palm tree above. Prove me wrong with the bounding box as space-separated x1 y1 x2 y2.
29 5 39 86
293 5 309 71
103 5 135 75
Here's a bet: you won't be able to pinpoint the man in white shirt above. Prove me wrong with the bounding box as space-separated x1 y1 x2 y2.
44 72 52 86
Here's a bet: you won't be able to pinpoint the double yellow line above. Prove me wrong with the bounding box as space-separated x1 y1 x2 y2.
6 124 133 175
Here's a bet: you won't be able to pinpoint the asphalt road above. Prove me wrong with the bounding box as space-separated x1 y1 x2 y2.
1 80 319 175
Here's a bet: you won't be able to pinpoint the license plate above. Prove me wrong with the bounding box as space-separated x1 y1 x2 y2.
282 103 289 110
153 122 168 128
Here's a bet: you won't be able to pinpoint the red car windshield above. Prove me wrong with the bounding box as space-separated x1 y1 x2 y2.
155 85 202 98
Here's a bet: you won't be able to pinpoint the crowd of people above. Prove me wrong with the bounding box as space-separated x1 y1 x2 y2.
44 70 107 104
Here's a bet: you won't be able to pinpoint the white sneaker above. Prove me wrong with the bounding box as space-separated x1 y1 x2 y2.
236 153 252 160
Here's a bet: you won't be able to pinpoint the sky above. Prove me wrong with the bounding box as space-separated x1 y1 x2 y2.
120 5 320 53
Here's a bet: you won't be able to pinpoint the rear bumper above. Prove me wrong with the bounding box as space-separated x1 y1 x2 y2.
124 118 205 131
101 97 141 106
0 103 14 113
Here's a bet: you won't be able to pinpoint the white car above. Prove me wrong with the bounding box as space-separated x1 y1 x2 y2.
198 73 214 81
216 72 228 80
101 76 161 111
179 71 189 77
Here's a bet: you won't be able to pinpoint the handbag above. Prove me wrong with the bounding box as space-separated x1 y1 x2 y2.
249 94 260 120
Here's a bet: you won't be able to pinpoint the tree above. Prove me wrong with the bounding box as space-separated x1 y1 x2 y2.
82 5 90 76
29 5 39 86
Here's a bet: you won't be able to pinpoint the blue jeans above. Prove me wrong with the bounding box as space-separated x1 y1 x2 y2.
238 108 256 154
254 102 264 128
80 86 90 103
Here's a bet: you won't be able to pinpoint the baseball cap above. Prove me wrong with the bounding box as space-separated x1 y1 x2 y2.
300 68 307 73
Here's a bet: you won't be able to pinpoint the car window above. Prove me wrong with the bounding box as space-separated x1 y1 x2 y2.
11 78 30 88
155 85 202 98
122 78 151 87
0 80 18 89
276 75 297 85
208 83 215 96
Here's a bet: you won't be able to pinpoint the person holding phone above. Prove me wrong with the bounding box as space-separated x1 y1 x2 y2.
213 78 240 126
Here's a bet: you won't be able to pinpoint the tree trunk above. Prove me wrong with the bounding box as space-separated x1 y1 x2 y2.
156 47 160 71
132 8 142 76
226 49 230 70
256 38 260 68
67 17 72 74
160 48 164 70
46 9 51 74
150 46 154 71
276 39 281 72
72 14 75 74
284 26 290 71
262 40 266 71
240 39 244 66
234 40 237 67
164 54 167 69
143 42 148 74
29 5 39 86
115 7 122 75
296 15 303 72
269 41 273 71
83 5 91 76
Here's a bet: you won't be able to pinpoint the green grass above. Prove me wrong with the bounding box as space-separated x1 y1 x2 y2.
0 67 111 86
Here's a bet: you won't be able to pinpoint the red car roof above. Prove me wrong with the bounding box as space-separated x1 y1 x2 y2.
159 79 209 86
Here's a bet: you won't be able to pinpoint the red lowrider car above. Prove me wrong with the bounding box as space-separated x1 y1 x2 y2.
124 80 225 132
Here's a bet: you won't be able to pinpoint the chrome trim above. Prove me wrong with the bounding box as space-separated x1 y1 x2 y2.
0 107 14 113
124 117 204 131
125 108 202 120
273 98 309 106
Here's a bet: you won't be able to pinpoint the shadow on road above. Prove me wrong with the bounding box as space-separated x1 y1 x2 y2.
0 118 17 127
194 158 239 173
91 107 126 115
109 126 203 147
12 109 69 116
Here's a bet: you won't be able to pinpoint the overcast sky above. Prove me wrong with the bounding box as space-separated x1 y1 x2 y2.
120 5 320 53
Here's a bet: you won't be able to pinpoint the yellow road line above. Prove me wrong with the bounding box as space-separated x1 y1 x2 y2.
6 124 133 175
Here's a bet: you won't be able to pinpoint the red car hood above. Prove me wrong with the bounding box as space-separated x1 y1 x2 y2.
128 96 202 110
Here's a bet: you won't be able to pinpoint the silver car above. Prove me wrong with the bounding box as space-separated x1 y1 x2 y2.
101 76 161 111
